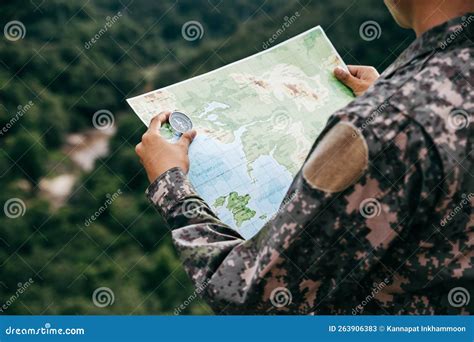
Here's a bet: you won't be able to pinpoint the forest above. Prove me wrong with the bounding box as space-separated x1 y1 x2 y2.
0 0 413 314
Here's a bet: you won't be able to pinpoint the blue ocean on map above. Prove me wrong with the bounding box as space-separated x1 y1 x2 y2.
189 127 293 239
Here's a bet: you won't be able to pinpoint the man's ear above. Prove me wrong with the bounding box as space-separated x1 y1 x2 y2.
302 122 369 193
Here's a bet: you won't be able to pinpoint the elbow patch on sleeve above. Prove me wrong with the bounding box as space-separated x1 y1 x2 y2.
302 121 369 193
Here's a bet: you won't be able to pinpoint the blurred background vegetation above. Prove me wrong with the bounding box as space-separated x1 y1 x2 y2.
0 0 414 314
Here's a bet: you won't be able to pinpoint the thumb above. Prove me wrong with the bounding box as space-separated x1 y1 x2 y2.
179 129 197 149
334 67 359 90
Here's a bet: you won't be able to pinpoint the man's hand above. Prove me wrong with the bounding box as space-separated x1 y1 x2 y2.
334 65 380 96
135 111 197 183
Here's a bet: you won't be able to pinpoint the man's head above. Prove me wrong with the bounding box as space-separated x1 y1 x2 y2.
384 0 474 36
384 0 413 29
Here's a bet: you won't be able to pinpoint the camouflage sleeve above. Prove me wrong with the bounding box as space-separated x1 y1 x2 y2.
147 113 425 314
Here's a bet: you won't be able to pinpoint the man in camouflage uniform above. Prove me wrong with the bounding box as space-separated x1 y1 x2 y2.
135 1 473 314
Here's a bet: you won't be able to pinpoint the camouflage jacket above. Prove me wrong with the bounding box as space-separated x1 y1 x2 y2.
147 15 473 314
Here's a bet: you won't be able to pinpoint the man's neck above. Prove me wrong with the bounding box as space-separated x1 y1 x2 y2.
412 2 474 37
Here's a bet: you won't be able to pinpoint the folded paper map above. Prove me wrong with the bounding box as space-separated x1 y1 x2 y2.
127 26 354 239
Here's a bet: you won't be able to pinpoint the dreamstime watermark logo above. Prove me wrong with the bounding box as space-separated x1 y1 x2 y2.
359 198 381 218
92 109 115 130
448 287 470 308
270 287 292 308
4 21 26 41
181 199 204 219
0 101 35 137
0 278 35 313
439 193 473 228
447 109 470 131
352 278 390 315
439 15 474 49
84 11 123 49
262 11 300 49
4 198 26 219
84 189 122 227
181 21 204 41
92 287 115 307
353 101 389 136
272 110 291 130
174 279 210 315
4 323 85 336
359 20 382 41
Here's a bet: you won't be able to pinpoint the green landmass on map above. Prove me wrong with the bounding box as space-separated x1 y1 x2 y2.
213 192 256 227
213 196 226 207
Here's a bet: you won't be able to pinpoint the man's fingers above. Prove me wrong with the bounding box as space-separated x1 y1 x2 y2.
334 66 359 90
347 65 362 77
149 111 171 131
179 130 197 149
135 142 142 154
348 65 379 80
334 66 353 82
